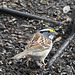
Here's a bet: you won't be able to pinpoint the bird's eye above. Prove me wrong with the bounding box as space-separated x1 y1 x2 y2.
47 31 50 33
40 31 50 33
40 31 43 33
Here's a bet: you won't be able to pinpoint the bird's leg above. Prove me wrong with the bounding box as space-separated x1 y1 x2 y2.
36 61 43 67
42 62 46 67
36 59 46 68
42 60 46 68
26 58 31 66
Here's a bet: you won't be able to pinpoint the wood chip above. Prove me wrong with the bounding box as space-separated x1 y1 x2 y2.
18 35 27 39
71 66 74 70
3 2 7 7
57 17 60 20
3 0 7 1
8 28 14 30
60 52 67 58
28 2 32 6
50 17 56 20
0 43 3 45
62 17 72 23
0 68 2 72
72 54 75 57
21 24 37 28
11 34 17 36
53 37 62 43
8 18 16 23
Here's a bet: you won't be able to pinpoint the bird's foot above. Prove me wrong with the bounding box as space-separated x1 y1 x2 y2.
42 62 46 68
36 61 46 68
26 58 31 66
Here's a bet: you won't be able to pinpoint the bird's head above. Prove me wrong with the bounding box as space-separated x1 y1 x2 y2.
40 27 58 40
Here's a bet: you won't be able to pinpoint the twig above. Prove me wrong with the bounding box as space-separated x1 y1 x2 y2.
48 33 75 67
0 7 67 25
48 7 75 67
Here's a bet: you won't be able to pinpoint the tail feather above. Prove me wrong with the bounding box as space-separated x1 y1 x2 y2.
11 50 30 60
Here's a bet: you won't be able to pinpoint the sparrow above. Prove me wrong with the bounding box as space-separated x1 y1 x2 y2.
11 27 58 67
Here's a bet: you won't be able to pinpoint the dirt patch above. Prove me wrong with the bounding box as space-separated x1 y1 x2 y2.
0 0 75 75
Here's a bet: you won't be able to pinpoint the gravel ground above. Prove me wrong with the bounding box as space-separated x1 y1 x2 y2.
0 0 75 75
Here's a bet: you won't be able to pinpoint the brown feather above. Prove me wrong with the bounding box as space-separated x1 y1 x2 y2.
27 32 51 50
12 32 51 60
12 50 31 60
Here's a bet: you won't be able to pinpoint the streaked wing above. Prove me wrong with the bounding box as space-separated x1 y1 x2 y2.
27 32 51 51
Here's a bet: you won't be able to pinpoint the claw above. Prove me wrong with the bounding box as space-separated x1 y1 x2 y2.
42 62 46 67
26 58 31 66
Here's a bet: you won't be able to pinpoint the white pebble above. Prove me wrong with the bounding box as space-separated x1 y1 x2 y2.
63 6 70 13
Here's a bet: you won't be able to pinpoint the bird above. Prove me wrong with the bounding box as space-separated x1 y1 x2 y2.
11 27 58 67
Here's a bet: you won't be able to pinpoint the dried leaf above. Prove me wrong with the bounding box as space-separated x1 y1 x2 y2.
72 54 75 57
18 35 27 39
3 2 7 7
3 0 7 1
0 68 2 72
0 43 3 45
28 2 32 6
53 37 62 43
8 28 14 30
50 17 56 20
8 18 16 23
57 17 60 20
21 24 37 29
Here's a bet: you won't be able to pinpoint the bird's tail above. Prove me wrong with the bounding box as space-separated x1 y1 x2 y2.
11 50 30 60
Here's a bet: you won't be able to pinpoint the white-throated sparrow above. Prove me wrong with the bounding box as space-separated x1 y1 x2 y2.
12 27 58 67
